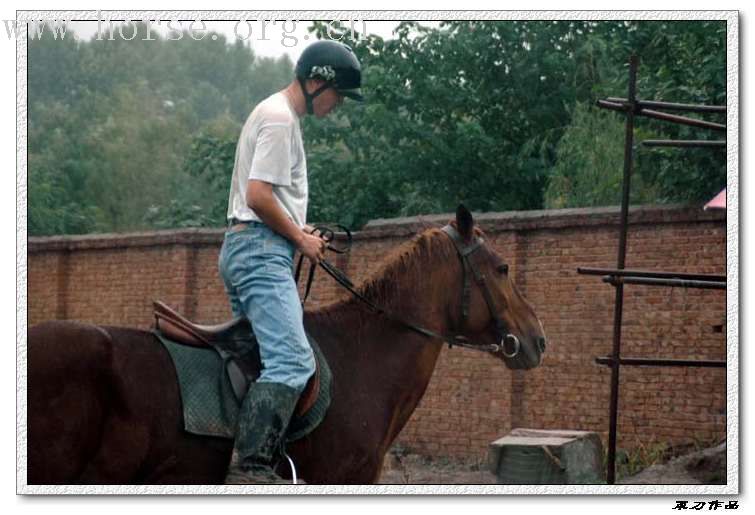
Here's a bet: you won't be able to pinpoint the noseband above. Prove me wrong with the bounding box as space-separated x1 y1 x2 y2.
441 225 520 359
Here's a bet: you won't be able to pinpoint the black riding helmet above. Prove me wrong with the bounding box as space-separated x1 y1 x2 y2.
295 40 363 114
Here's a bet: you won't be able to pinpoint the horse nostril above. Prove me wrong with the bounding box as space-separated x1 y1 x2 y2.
537 337 547 353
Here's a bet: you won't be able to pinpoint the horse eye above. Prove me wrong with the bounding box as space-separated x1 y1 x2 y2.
497 264 509 275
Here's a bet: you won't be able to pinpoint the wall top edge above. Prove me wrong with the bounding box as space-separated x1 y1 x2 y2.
28 204 725 253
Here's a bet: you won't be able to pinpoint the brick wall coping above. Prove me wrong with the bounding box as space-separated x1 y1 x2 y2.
28 204 725 253
362 204 724 237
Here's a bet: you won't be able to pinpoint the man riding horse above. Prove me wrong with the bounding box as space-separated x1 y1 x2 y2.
219 40 363 484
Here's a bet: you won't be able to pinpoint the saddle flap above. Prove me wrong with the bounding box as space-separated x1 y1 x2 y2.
153 301 322 420
296 364 320 417
155 328 331 443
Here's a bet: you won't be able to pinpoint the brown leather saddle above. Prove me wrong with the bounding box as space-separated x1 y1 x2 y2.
152 301 320 417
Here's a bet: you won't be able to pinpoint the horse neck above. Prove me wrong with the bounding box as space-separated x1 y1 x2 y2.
308 231 464 441
314 229 463 349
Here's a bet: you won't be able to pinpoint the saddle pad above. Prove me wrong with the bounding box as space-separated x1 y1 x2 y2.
154 330 332 442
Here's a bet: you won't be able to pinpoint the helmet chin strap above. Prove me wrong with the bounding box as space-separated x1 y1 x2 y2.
299 77 332 115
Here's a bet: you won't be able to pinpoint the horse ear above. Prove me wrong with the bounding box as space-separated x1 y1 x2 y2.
455 204 474 241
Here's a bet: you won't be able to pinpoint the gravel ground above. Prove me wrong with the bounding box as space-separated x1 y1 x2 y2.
379 453 497 485
618 442 727 485
378 443 726 485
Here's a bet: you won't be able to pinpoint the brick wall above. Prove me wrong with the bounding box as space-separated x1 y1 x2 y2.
27 205 727 459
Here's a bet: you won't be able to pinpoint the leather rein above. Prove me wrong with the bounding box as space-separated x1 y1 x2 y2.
295 224 520 359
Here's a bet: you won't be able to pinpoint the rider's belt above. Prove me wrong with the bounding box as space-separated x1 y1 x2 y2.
228 218 262 230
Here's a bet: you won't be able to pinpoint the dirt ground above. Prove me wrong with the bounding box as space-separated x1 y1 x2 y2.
377 443 727 485
379 453 497 484
617 442 727 485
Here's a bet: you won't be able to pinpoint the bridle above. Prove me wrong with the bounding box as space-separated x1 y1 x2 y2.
440 225 521 359
297 224 521 359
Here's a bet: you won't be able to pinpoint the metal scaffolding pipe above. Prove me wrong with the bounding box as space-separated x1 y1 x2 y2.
578 267 725 282
637 108 726 132
596 99 628 112
587 59 726 487
597 99 726 132
596 357 726 368
604 54 639 486
606 97 726 114
602 275 726 290
642 139 726 148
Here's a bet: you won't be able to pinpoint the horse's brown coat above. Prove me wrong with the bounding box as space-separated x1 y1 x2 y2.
27 210 546 484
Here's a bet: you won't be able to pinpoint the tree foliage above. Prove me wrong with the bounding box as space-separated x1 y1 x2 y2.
27 20 727 235
302 20 726 226
28 23 292 235
544 21 727 208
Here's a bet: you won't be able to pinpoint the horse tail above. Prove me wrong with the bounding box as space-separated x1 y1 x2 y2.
26 320 115 484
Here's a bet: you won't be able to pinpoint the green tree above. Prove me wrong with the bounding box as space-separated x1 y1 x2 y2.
27 20 727 235
304 21 622 227
544 102 660 208
28 23 293 235
303 20 725 223
154 115 241 228
546 21 726 208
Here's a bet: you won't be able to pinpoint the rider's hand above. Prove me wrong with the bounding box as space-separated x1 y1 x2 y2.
303 224 324 238
296 231 326 264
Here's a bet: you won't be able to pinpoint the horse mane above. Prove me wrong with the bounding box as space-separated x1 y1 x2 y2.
357 227 457 307
312 226 458 317
310 220 491 322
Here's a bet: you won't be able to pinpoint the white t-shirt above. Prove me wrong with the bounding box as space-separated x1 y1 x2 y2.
227 92 308 227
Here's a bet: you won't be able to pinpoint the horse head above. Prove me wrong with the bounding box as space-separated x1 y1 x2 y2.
444 205 546 370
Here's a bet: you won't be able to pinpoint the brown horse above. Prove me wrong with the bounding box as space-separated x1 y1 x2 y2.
27 207 546 485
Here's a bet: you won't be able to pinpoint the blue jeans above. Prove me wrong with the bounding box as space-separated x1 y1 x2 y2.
218 222 316 392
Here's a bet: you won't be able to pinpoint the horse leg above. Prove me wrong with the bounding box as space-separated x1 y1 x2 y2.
290 432 386 484
332 452 385 484
75 328 170 484
27 322 116 484
76 411 151 484
28 322 157 484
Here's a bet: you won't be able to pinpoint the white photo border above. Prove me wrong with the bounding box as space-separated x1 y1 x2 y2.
16 9 739 496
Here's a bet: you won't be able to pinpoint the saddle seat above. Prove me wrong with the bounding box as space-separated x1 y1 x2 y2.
153 300 248 348
152 300 320 417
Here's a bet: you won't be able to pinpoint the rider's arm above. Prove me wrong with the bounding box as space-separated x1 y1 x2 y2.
246 180 324 263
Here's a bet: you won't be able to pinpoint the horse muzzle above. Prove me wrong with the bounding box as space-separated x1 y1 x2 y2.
497 333 546 369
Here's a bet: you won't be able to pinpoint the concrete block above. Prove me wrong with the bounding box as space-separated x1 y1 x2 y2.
489 428 605 484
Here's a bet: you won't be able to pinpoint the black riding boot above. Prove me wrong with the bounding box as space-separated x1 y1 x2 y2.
225 382 301 484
